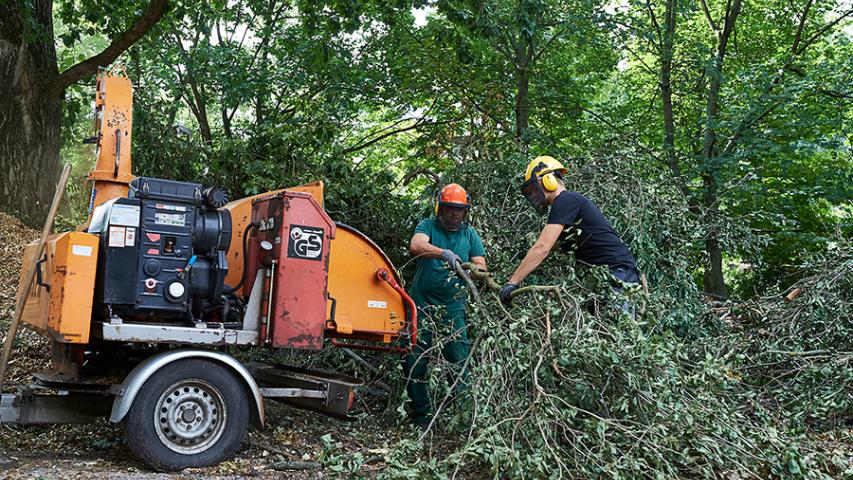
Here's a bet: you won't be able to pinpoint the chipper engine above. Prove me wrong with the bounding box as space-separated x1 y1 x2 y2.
0 70 416 471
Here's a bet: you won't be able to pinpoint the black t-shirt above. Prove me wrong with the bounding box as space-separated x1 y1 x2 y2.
547 191 636 270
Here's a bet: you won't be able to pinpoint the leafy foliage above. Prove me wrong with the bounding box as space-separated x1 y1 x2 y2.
46 0 853 477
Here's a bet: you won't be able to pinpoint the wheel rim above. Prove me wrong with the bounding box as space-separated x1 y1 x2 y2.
154 378 228 455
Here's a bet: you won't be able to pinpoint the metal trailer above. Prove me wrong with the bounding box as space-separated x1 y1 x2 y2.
0 323 362 471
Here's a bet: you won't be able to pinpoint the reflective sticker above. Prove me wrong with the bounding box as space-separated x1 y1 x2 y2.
71 245 93 257
155 212 186 226
368 300 387 309
110 204 140 227
109 226 126 247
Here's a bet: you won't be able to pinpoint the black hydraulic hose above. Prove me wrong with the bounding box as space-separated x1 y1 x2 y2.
223 222 257 295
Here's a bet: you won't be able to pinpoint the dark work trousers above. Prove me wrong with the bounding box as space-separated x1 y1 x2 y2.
610 265 641 318
401 305 470 426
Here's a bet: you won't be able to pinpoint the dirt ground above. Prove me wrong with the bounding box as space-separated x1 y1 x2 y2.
0 403 407 479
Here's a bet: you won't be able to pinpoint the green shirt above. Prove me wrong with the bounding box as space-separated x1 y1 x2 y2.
409 218 486 313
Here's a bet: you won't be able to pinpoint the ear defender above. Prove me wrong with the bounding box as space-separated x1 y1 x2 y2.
541 172 559 192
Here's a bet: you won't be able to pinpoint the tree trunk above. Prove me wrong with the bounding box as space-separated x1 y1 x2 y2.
0 0 62 227
699 0 741 297
703 234 726 297
0 0 168 227
661 0 677 175
188 80 213 144
514 35 533 145
221 107 233 139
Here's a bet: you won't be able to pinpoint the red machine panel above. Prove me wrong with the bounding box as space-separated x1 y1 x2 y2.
252 192 336 350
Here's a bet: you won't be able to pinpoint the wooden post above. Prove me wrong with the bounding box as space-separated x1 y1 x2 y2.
0 163 72 390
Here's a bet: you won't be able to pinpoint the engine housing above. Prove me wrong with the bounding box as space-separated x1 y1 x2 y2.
90 177 231 321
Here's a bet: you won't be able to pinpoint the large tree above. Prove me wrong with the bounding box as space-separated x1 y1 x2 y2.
611 0 852 296
0 0 168 226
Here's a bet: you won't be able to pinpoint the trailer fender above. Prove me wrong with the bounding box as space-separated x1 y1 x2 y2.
109 349 264 427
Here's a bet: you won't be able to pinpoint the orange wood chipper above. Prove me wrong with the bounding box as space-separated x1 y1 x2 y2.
0 70 416 471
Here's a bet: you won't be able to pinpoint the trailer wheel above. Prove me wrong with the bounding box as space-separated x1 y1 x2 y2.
124 359 250 471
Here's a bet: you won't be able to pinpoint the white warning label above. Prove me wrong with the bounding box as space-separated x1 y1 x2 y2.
110 204 140 227
368 300 387 309
109 226 126 247
155 212 186 226
72 245 93 257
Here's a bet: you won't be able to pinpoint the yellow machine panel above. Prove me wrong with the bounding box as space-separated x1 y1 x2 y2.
87 73 135 216
326 224 408 344
17 232 100 344
223 181 324 294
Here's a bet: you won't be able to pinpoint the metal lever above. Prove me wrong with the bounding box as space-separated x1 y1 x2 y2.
82 133 102 145
113 129 121 177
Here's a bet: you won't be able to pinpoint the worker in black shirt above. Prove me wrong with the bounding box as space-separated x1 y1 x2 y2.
500 155 640 314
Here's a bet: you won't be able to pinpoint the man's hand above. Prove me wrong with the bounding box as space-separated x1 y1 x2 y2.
499 283 519 306
440 249 462 268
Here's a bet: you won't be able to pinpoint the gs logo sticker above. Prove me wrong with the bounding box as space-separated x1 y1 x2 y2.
287 225 324 260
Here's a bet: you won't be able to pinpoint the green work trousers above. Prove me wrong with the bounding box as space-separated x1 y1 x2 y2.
401 305 470 425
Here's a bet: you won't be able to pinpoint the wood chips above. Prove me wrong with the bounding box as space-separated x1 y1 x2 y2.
0 211 50 388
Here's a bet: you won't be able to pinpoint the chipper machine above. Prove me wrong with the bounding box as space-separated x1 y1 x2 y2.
0 70 417 471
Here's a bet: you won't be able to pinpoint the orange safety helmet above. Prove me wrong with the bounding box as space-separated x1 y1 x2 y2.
435 183 471 214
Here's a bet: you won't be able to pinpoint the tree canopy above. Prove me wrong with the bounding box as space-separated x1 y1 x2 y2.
45 0 849 297
1 1 850 475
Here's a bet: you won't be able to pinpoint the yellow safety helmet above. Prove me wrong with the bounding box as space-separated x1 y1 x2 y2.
523 155 567 192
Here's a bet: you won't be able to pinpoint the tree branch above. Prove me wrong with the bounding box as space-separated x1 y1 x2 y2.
646 0 663 48
790 0 813 54
700 0 719 33
797 6 853 55
532 23 571 62
52 0 169 93
720 0 849 157
342 118 459 155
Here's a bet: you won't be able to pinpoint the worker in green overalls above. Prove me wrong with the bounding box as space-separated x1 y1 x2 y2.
404 183 487 430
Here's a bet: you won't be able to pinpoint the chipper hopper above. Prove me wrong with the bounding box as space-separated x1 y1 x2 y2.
0 69 416 471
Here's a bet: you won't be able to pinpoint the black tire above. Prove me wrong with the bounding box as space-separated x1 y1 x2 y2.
124 358 250 471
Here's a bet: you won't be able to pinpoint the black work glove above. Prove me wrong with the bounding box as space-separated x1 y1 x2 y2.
499 283 519 306
440 249 462 268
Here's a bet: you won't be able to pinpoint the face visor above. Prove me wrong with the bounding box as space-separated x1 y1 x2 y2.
521 177 548 215
437 204 469 231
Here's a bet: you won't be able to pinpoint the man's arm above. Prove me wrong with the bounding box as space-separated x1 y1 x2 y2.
507 224 563 284
469 256 487 270
409 233 444 259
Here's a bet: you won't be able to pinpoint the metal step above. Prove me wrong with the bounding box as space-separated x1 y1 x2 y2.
0 387 112 425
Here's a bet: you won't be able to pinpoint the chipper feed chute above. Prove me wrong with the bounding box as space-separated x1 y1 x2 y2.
326 224 416 351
